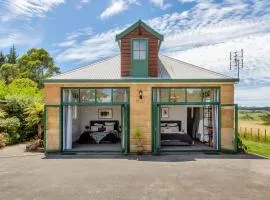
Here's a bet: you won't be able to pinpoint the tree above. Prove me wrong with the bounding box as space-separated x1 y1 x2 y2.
25 102 44 138
18 48 60 82
6 45 18 64
0 63 19 84
8 78 41 97
0 80 7 99
0 51 5 66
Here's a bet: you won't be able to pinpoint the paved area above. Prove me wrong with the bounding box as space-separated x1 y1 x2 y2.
0 145 270 200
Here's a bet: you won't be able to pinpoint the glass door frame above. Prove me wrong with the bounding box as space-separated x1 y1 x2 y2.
152 87 221 153
59 87 130 154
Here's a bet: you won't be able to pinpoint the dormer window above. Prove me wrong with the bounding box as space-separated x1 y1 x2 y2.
133 40 147 60
115 20 164 77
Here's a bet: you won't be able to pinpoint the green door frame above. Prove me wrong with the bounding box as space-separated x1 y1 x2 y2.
44 87 130 154
151 87 222 153
219 104 238 153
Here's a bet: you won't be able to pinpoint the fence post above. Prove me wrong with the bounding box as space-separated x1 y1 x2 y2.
257 128 260 141
251 128 252 138
265 129 267 142
244 127 247 138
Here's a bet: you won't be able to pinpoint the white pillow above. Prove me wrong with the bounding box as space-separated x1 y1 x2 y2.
94 123 103 128
160 123 167 127
167 123 178 127
105 122 115 126
169 126 179 132
91 126 99 132
161 127 167 132
105 125 114 132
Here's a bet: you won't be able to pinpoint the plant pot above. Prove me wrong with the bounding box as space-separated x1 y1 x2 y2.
136 144 144 155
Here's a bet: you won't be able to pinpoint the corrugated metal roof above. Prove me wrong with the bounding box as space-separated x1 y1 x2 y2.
46 54 233 80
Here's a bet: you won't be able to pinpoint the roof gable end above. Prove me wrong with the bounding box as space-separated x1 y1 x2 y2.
115 20 164 41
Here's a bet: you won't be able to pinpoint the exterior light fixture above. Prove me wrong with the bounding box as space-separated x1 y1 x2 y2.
139 90 143 99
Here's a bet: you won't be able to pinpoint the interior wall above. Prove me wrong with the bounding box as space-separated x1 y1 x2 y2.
78 106 122 132
161 106 187 131
72 118 80 142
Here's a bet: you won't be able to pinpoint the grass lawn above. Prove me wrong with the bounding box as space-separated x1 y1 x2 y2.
242 139 270 158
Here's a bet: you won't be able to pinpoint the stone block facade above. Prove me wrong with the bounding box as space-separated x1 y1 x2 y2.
44 82 235 153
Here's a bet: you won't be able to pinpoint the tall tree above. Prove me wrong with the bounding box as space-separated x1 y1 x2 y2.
6 45 18 64
0 63 19 84
0 51 5 66
18 48 60 82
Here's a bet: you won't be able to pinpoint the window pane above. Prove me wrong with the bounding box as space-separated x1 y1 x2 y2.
133 41 140 50
160 88 170 102
133 50 140 59
170 88 185 102
96 89 112 103
63 89 79 102
139 40 146 51
139 51 146 60
202 88 215 102
113 89 127 102
187 89 202 102
80 89 95 102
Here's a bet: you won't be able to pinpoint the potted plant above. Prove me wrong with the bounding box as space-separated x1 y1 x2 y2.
133 128 144 155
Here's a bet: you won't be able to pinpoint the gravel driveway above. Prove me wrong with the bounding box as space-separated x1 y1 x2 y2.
0 144 269 200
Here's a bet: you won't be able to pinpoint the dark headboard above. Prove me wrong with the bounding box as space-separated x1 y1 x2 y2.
90 120 120 131
160 120 182 131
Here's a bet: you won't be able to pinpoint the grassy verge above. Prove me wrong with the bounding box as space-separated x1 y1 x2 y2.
241 139 270 158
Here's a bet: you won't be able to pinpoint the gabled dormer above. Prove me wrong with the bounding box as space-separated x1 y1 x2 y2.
116 20 163 77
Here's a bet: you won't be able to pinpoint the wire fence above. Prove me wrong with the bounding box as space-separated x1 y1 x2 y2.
239 127 270 143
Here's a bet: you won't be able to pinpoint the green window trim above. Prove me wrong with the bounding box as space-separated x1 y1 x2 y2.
153 87 220 104
62 87 129 104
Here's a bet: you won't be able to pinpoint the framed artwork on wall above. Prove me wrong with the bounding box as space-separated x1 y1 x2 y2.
98 108 113 119
161 107 169 118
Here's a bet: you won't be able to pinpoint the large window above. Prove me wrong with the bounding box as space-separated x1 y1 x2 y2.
153 88 219 103
62 88 129 104
186 89 201 102
80 89 95 102
96 89 112 103
133 40 147 60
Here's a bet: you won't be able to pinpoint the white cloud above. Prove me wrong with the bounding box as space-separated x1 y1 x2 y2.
150 0 172 10
0 0 65 21
236 86 270 107
179 0 196 3
100 0 139 20
0 29 41 49
76 0 90 10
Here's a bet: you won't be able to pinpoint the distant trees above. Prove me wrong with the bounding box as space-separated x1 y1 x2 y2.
0 45 60 84
6 45 18 64
18 48 60 82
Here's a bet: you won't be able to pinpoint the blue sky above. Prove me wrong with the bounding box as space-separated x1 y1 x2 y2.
0 0 270 106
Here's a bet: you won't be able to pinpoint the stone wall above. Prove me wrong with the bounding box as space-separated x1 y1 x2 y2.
44 82 235 152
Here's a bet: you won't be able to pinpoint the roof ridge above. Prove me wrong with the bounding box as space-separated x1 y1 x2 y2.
159 54 234 79
48 55 120 79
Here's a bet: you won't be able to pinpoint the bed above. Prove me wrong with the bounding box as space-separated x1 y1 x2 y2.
160 120 193 146
77 120 120 144
89 120 120 144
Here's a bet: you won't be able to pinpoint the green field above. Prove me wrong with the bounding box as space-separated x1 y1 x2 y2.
238 108 270 157
241 139 270 158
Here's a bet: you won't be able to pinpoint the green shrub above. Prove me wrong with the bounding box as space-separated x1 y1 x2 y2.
0 133 7 148
0 117 21 144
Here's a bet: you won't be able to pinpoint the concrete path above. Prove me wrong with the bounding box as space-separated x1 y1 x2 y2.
0 145 269 200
